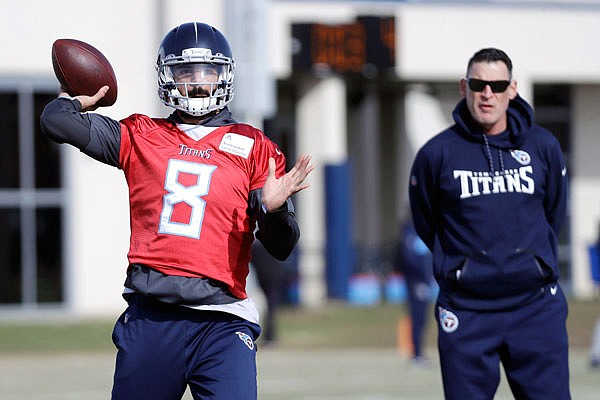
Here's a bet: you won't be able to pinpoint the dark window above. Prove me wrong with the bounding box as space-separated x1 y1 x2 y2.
0 93 20 188
36 208 63 302
0 209 22 303
533 84 571 155
534 84 572 288
0 87 64 306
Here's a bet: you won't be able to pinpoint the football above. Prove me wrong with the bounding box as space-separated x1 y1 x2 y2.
51 38 118 107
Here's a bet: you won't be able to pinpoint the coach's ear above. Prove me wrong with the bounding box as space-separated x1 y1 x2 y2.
459 78 468 98
508 80 517 100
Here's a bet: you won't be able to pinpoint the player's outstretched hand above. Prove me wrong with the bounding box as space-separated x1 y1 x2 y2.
262 153 314 212
59 85 109 112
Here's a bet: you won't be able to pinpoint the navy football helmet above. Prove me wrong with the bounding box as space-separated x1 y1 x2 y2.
157 22 235 116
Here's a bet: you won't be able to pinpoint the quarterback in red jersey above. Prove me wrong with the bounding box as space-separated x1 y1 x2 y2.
41 22 313 400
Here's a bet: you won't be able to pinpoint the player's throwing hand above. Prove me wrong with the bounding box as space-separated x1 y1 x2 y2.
60 85 109 112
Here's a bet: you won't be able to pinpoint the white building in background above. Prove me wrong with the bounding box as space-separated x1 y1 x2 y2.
1 0 600 317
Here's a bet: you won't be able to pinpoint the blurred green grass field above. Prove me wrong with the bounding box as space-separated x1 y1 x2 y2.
0 300 598 399
0 299 597 353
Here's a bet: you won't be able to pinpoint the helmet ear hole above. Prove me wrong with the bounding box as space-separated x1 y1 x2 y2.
156 22 235 117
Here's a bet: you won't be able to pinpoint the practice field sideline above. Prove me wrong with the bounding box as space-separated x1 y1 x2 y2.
0 301 598 398
0 348 597 399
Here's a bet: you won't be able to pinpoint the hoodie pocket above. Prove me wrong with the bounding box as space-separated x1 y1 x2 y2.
442 250 547 299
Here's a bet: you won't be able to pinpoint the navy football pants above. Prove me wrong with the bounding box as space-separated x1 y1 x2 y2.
111 295 261 400
436 284 570 400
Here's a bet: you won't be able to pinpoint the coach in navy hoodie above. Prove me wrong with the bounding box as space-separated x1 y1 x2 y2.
409 48 570 399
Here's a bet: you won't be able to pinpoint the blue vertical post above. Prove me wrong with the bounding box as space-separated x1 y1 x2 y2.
325 162 353 299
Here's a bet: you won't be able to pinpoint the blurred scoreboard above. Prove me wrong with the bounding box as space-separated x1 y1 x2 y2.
292 16 395 76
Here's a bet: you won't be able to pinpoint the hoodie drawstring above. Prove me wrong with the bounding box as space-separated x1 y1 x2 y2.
482 134 505 173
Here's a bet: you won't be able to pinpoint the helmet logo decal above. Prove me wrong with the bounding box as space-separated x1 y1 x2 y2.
182 48 213 58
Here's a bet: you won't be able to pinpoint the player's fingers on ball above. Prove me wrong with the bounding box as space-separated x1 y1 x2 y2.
98 85 109 97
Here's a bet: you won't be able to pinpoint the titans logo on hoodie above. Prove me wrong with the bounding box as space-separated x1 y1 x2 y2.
409 95 568 310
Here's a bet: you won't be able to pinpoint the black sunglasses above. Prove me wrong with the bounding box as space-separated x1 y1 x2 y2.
467 78 511 93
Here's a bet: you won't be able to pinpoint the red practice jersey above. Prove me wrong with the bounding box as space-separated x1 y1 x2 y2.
118 114 286 299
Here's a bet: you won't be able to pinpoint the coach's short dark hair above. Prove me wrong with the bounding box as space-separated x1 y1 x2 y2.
467 48 513 78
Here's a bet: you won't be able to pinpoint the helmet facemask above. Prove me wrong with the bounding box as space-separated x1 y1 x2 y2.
157 48 235 117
